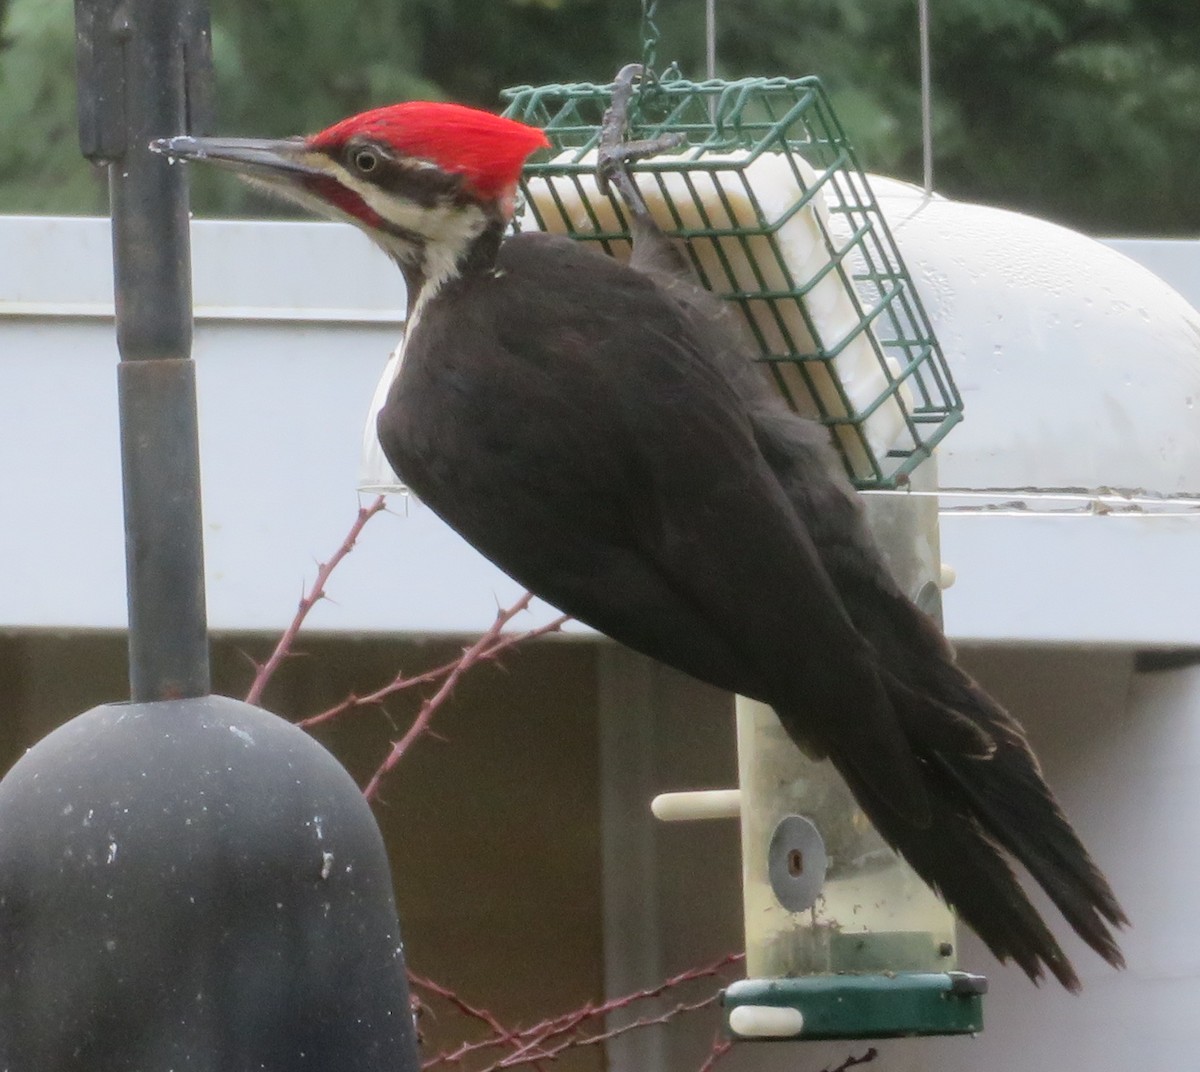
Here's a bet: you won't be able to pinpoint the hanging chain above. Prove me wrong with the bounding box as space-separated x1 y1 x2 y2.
639 0 661 81
630 0 720 121
635 0 666 115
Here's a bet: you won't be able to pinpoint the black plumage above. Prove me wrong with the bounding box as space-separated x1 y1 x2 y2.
380 218 1126 991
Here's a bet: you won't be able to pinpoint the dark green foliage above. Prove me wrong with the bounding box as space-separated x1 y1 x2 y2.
0 0 1197 232
0 1 105 214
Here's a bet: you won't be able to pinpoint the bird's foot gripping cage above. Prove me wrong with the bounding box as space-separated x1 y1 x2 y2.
502 73 962 490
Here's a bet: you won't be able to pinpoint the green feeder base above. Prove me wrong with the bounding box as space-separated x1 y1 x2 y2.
723 973 986 1041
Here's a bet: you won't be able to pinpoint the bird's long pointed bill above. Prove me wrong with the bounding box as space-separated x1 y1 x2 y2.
149 135 326 183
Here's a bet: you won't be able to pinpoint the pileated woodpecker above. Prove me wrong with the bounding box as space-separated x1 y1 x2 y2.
154 85 1126 990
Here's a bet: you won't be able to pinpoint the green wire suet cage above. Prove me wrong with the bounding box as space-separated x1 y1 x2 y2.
502 73 963 489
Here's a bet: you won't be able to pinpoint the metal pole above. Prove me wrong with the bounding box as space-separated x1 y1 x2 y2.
75 0 214 701
705 0 717 81
918 0 934 196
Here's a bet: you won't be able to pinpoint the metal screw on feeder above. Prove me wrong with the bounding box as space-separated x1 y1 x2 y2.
0 2 419 1067
500 53 983 1039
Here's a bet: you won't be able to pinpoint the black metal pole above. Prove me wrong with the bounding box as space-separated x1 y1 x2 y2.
76 0 214 700
3 23 419 1065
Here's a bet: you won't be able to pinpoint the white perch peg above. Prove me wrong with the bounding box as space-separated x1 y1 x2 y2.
727 1004 805 1039
650 789 742 822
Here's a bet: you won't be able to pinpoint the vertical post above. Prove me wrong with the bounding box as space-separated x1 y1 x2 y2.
918 0 934 197
75 0 214 701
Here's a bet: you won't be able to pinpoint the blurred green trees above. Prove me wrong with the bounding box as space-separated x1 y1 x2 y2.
1 0 1196 233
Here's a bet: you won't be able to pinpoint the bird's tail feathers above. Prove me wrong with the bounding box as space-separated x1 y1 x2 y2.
927 675 1129 965
884 674 996 760
833 753 1083 989
830 664 1127 989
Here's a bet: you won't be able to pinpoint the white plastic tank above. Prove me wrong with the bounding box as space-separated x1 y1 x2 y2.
867 177 1200 495
861 181 1200 648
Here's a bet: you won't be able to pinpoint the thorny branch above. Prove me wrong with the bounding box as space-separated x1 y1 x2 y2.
496 993 721 1069
409 972 553 1065
361 594 570 801
299 596 569 732
697 1037 733 1072
417 954 744 1072
245 494 387 705
245 496 568 801
414 953 875 1072
409 971 523 1046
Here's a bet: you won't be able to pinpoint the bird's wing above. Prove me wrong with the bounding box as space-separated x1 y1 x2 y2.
384 232 930 824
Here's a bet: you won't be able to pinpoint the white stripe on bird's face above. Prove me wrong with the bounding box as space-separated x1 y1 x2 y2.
329 160 493 305
229 143 496 314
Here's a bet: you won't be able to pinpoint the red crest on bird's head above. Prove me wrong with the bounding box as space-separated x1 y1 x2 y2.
309 102 549 202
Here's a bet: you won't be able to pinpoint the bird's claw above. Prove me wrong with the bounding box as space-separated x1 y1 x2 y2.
596 135 685 196
596 64 684 209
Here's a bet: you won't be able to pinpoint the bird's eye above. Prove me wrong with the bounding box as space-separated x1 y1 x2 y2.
353 148 380 174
